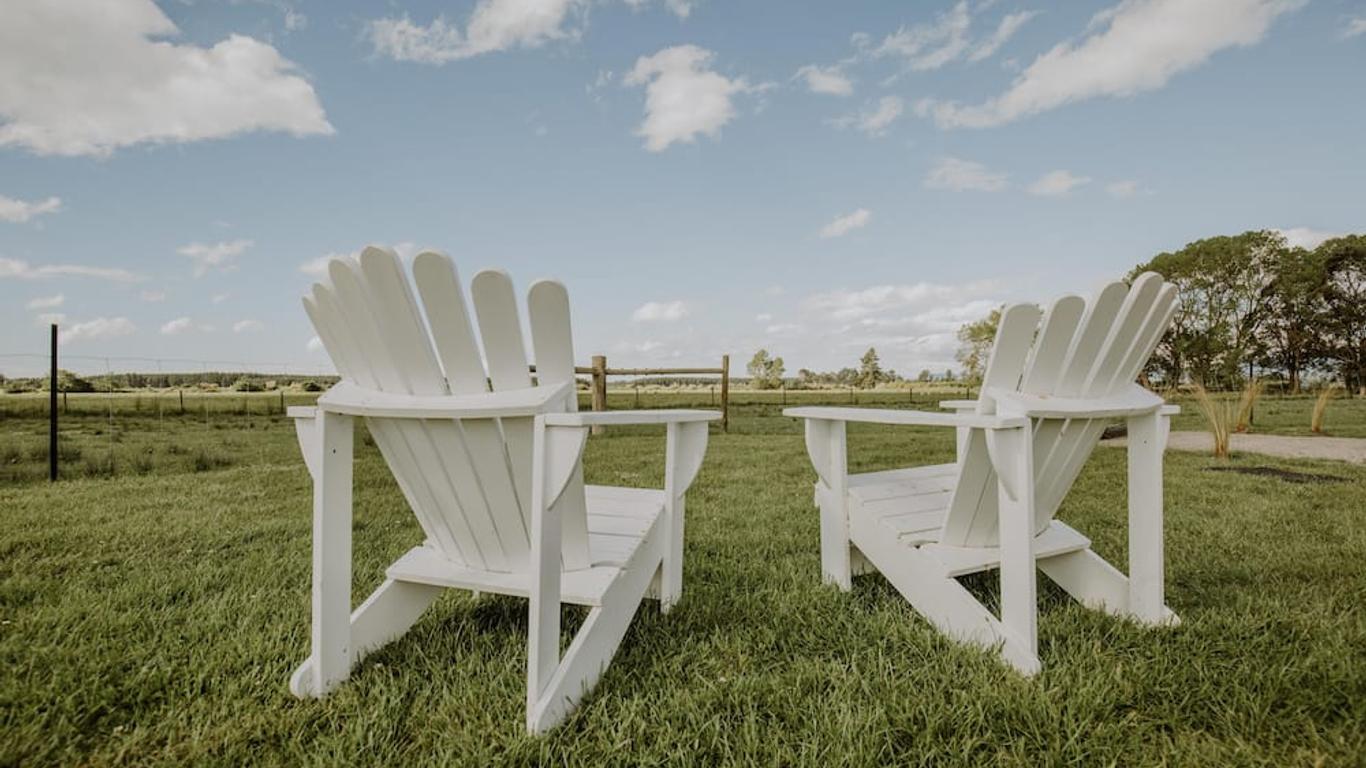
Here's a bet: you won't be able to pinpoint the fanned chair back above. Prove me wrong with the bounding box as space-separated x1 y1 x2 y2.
938 272 1178 548
303 246 592 573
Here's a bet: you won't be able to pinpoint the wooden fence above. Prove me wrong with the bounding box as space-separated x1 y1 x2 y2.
570 354 730 433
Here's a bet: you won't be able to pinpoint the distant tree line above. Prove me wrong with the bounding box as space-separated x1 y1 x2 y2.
953 230 1366 393
0 370 337 394
747 347 938 389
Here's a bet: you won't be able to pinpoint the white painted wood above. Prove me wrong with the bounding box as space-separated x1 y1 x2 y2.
820 419 851 590
1126 409 1168 624
782 407 1027 430
789 274 1181 675
545 410 721 427
309 411 353 697
289 250 714 733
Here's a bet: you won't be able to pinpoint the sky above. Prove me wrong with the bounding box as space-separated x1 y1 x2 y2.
2 0 1364 379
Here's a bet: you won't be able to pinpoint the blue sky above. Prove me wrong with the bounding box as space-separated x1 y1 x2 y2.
2 0 1364 378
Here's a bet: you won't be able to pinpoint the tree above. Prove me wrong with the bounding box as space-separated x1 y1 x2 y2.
1134 230 1284 388
857 347 884 389
746 349 785 390
956 307 1001 384
1258 247 1327 392
917 369 932 382
1320 235 1366 393
943 368 956 382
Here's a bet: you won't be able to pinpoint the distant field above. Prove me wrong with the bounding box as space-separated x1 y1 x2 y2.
1 387 1362 483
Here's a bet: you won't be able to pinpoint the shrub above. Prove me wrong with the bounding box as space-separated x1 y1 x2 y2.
1311 386 1340 434
1234 379 1264 434
1190 383 1233 459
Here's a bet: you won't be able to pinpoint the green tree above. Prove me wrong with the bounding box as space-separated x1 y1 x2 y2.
857 348 884 389
1135 230 1284 388
746 349 785 390
917 369 932 382
1258 246 1328 392
1319 235 1366 393
943 368 956 382
956 307 1001 385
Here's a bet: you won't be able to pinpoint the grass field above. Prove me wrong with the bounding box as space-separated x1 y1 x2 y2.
2 391 1365 764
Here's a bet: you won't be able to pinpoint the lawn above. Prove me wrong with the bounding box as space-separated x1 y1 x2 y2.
1 395 1364 765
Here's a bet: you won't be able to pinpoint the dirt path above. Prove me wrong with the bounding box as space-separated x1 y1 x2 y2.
1103 431 1366 464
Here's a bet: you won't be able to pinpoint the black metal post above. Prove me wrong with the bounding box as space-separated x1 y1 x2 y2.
49 323 58 482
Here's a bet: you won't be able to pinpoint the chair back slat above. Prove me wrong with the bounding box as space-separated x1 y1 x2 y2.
940 303 1042 546
528 280 592 570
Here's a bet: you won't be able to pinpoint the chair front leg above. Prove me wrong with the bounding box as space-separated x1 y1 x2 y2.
1126 409 1167 623
989 424 1038 661
661 421 709 611
309 410 354 697
804 419 851 590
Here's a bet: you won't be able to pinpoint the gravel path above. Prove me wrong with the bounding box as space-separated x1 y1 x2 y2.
1103 431 1366 464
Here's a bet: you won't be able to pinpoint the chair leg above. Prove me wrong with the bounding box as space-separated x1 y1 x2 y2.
526 527 663 734
992 425 1039 663
307 411 354 697
1127 410 1171 624
291 578 443 697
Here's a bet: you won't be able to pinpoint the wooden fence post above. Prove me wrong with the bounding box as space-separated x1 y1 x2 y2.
49 323 58 482
720 354 730 433
591 354 607 436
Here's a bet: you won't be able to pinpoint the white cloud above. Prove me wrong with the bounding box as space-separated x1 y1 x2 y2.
820 209 873 239
179 239 252 277
0 256 141 282
36 312 66 327
874 1 973 71
631 300 689 322
830 96 904 136
160 317 193 335
625 0 693 18
62 317 136 343
212 293 230 304
283 8 307 32
368 0 583 64
233 319 265 333
795 65 853 96
805 280 999 322
0 0 332 157
140 289 167 302
1277 227 1341 250
765 323 803 336
0 195 62 223
1027 169 1092 197
1106 179 1140 198
755 313 773 323
299 254 338 277
924 157 1008 192
306 335 324 352
968 10 1039 62
1344 17 1366 38
26 294 64 310
927 0 1305 129
624 45 757 152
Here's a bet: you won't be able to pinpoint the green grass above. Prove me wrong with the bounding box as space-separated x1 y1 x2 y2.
2 396 1365 765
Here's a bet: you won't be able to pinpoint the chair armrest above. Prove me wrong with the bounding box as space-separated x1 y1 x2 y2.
542 409 720 427
991 384 1167 419
315 380 572 419
783 406 1027 430
1161 404 1180 416
288 406 318 420
938 399 978 411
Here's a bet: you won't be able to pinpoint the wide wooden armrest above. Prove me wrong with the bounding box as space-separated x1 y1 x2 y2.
315 380 572 419
991 384 1168 419
784 406 1028 430
288 406 317 420
1160 404 1181 416
543 409 720 427
938 399 978 411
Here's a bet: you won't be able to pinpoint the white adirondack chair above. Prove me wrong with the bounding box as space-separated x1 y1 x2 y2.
784 273 1181 675
287 246 718 733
